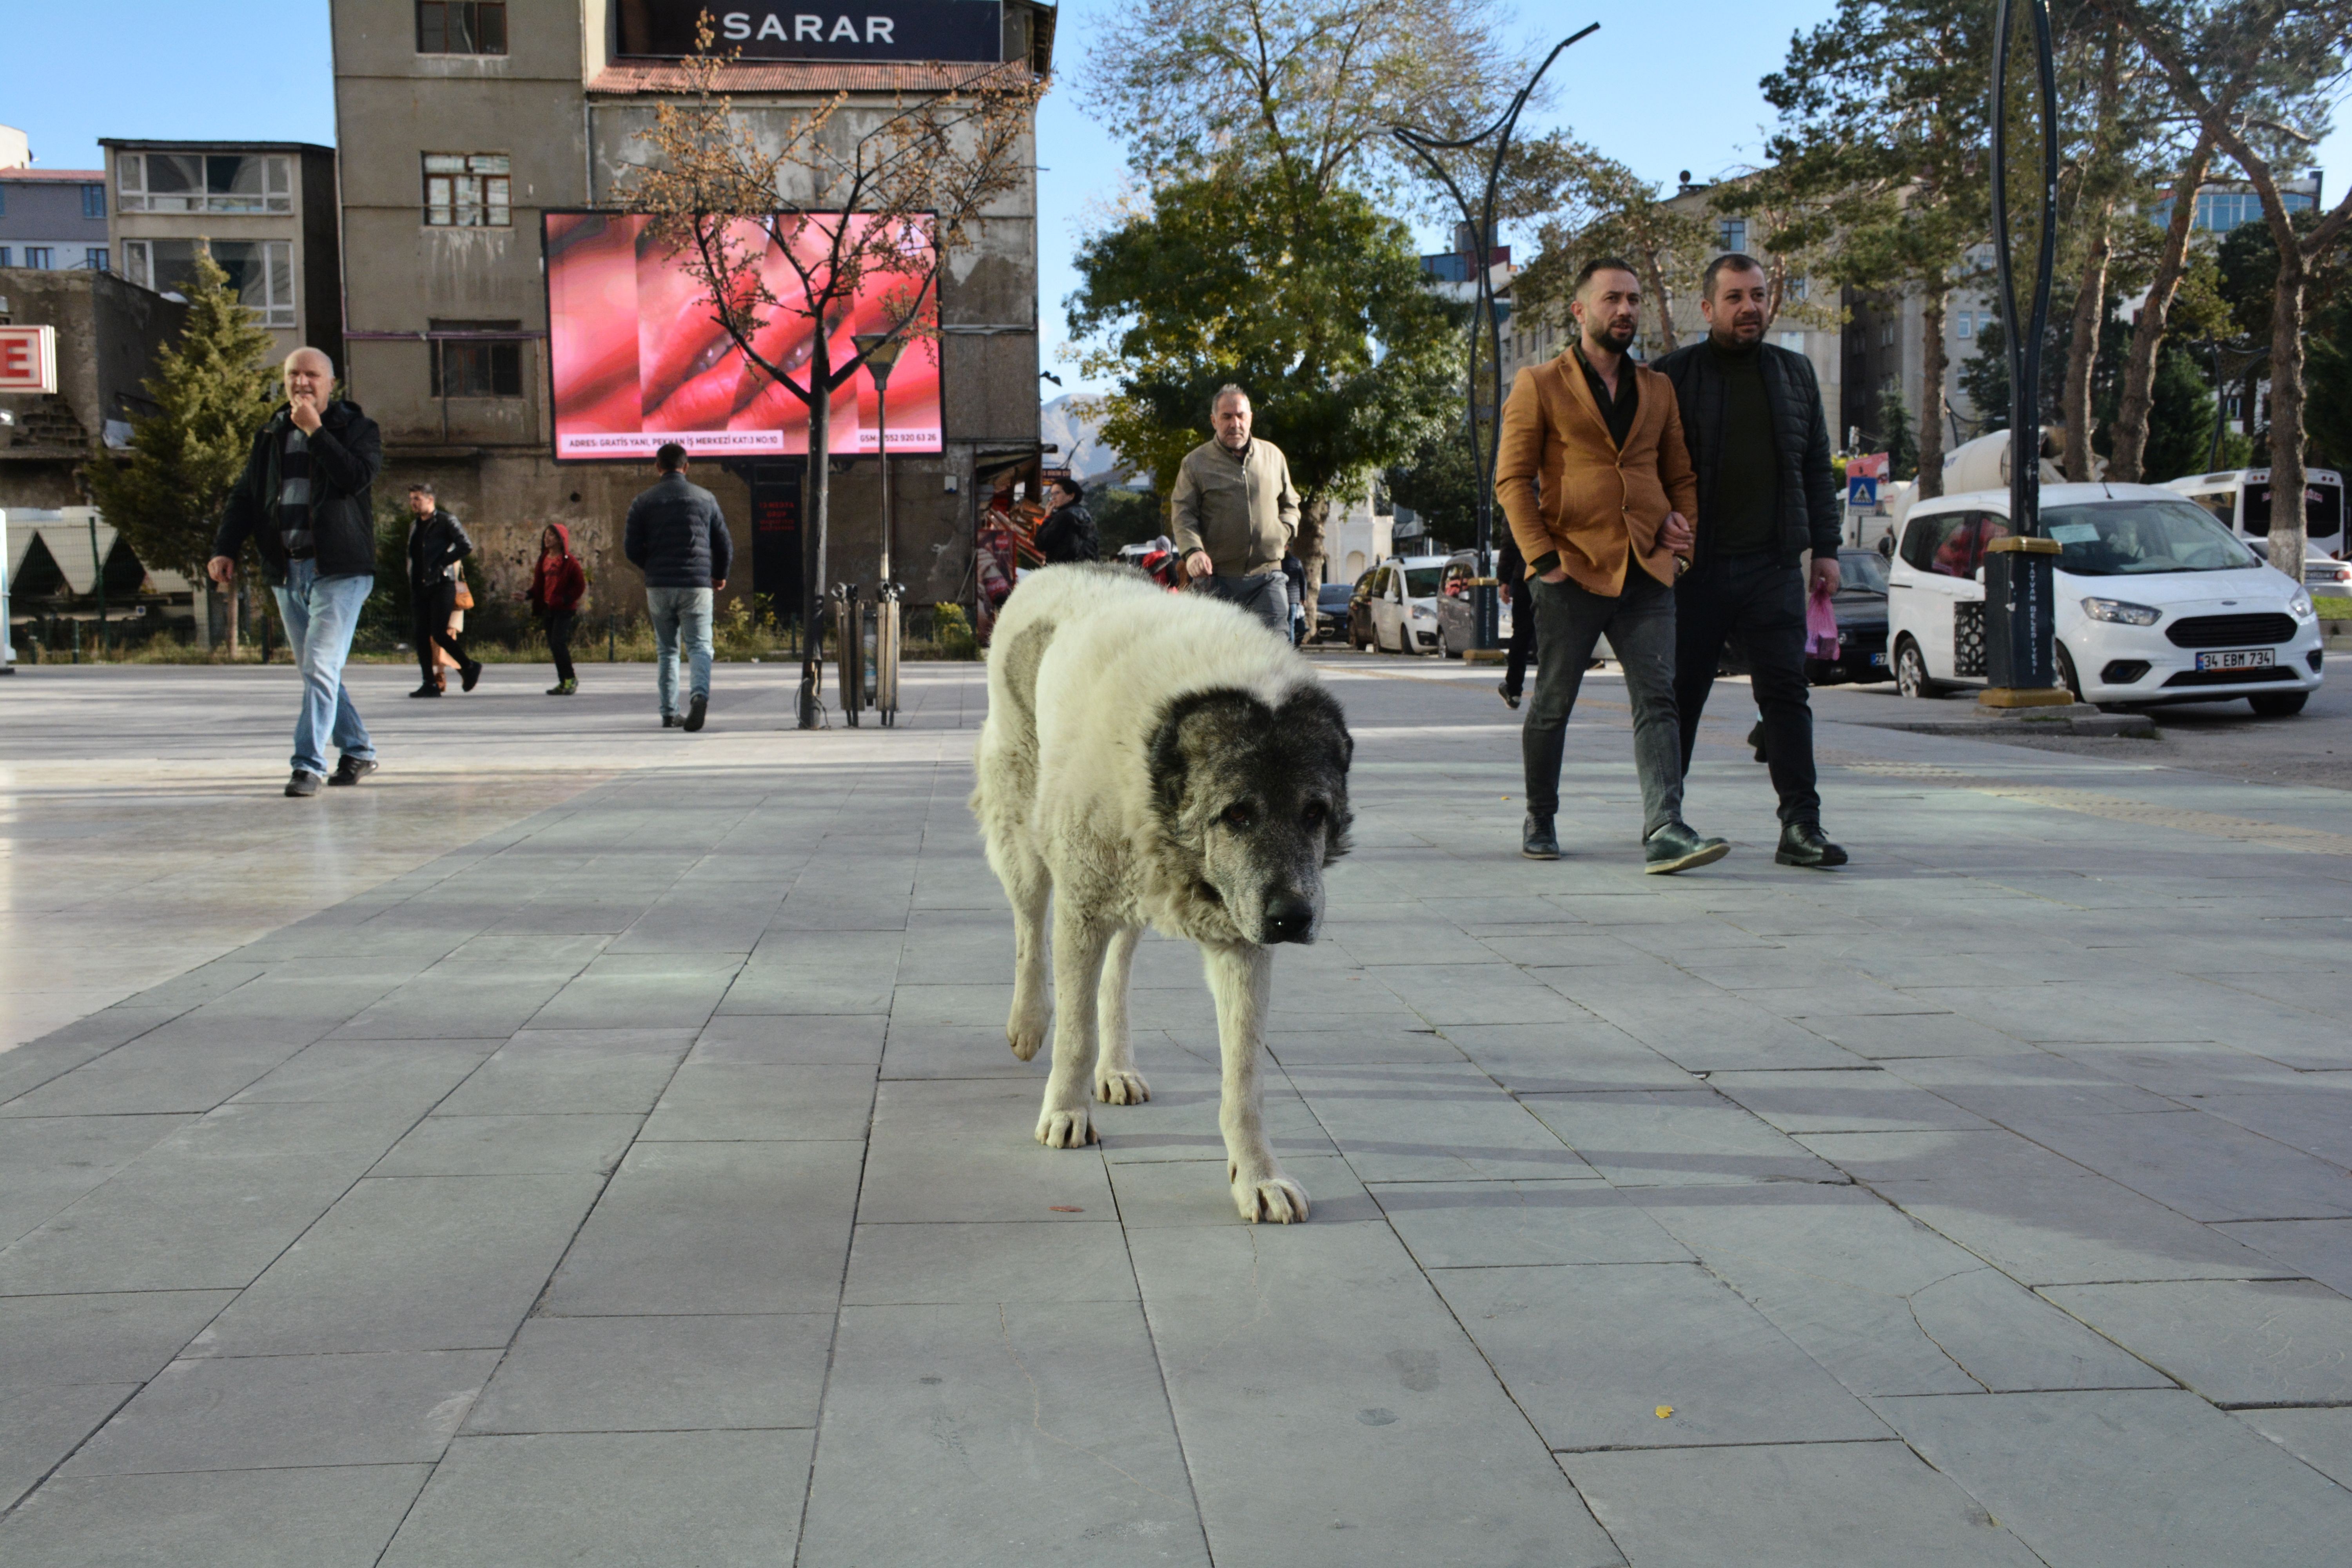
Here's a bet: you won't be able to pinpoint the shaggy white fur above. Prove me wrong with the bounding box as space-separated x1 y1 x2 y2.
971 566 1344 1222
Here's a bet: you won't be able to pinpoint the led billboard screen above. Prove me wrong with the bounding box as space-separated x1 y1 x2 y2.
544 211 942 463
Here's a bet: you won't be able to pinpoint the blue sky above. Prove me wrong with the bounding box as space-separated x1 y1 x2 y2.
7 0 2344 398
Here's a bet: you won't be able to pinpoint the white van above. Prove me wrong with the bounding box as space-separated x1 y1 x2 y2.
2160 468 2346 589
1887 482 2323 715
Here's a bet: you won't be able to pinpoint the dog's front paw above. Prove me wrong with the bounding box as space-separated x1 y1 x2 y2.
1035 1107 1097 1148
1094 1069 1151 1105
1006 1000 1049 1062
1229 1163 1309 1223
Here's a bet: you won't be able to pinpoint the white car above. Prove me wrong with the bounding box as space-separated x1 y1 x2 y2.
1367 555 1449 655
1887 482 2324 715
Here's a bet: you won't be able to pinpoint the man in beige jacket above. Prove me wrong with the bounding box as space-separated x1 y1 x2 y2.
1497 258 1728 873
1171 385 1300 632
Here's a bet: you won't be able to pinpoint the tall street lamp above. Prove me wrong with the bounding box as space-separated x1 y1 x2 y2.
852 330 906 728
1391 23 1599 651
1981 0 2070 709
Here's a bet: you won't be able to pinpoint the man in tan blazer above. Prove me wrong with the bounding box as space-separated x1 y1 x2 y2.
1495 258 1729 872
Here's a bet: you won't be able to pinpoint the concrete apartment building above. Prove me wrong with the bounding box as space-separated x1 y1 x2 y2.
0 132 112 276
97 140 343 368
330 0 1055 621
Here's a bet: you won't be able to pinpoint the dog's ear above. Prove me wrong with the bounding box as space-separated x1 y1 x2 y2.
1276 686 1355 863
1149 688 1269 832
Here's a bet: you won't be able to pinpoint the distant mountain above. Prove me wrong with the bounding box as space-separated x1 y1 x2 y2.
1040 393 1138 486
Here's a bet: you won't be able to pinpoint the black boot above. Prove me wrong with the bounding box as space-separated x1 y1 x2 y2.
1644 821 1730 875
1776 821 1849 868
1521 813 1560 860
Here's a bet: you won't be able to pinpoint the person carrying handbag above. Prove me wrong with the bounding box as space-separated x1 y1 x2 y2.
405 482 482 697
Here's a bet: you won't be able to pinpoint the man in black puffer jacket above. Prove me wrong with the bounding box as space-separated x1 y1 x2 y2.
208 347 385 798
1652 253 1847 868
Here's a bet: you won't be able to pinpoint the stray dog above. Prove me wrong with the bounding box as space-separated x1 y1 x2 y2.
971 565 1353 1221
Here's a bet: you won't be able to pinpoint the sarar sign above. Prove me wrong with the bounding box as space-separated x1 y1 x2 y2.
617 0 1004 63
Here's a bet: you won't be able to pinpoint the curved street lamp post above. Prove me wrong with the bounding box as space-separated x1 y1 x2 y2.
1390 23 1600 651
1982 0 2070 706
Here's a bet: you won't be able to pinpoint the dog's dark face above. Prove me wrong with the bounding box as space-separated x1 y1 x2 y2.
1150 686 1354 945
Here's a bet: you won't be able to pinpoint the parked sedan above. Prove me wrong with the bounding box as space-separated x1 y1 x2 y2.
1806 548 1892 684
1314 581 1354 642
1347 570 1378 649
1886 482 2323 714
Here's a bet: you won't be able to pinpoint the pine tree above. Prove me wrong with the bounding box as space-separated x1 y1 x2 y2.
80 251 279 646
1879 388 1920 483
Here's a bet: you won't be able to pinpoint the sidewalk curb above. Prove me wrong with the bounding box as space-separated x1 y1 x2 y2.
1840 704 2156 739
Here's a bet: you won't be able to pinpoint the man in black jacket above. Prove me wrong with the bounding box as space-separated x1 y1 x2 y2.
1652 254 1847 867
624 444 731 731
1034 477 1098 563
208 348 384 798
404 482 481 697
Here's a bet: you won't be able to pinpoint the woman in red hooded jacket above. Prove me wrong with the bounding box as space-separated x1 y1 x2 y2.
525 523 588 695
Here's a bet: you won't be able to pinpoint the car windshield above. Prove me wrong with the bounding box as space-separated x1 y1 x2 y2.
2043 499 2265 576
1319 584 1352 606
1402 567 1444 597
1837 552 1890 593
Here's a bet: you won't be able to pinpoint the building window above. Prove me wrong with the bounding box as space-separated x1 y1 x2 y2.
1779 332 1805 352
0 248 11 267
1718 218 1747 253
82 183 106 219
24 247 53 270
430 320 525 397
424 154 511 227
122 239 295 326
117 152 293 214
1956 311 1974 339
417 1 507 54
1788 276 1808 301
83 248 110 272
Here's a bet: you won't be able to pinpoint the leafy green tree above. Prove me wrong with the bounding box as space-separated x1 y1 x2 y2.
1513 157 1715 353
2144 336 2252 478
2097 0 2352 571
1385 417 1482 545
2304 289 2352 473
1088 484 1171 555
80 250 278 647
1067 167 1463 587
1761 0 1997 499
1879 388 1920 483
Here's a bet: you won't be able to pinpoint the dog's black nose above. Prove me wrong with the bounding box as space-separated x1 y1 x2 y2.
1262 896 1314 944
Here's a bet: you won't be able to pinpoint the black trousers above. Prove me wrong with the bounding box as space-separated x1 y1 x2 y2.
1674 552 1820 826
542 610 577 682
412 580 471 684
1503 586 1537 694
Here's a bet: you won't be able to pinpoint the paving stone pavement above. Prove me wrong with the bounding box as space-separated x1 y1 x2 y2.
4 656 2352 1565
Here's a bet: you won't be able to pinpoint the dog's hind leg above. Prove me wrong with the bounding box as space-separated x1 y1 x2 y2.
1036 902 1112 1147
1093 925 1150 1105
1001 850 1052 1062
1202 941 1307 1223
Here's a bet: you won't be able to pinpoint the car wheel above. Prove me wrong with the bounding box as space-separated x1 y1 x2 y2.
1435 625 1450 660
2249 691 2309 717
1894 637 1937 700
2055 642 2084 701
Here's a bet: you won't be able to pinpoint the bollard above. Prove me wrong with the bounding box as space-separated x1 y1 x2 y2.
831 583 865 727
1981 535 2068 705
608 612 617 662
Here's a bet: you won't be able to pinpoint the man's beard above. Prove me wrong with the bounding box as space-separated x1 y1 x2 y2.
1717 314 1766 345
1589 319 1636 356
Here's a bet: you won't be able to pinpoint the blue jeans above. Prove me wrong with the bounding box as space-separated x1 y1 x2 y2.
646 586 714 715
271 561 375 777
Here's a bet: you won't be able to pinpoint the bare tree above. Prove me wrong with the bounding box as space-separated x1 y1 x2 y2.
620 21 1044 727
2107 128 2215 480
2096 0 2352 570
1084 0 1526 208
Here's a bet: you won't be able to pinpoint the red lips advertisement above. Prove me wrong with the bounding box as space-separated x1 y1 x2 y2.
544 211 942 462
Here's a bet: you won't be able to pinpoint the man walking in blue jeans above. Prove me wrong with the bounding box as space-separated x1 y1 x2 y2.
208 347 382 798
624 443 731 731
